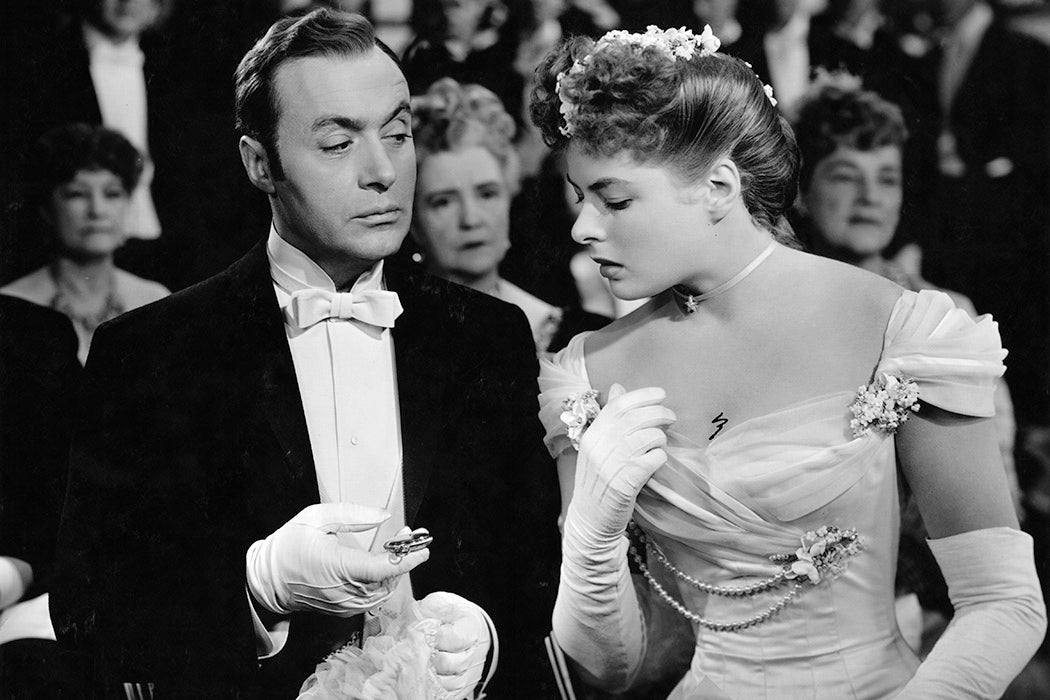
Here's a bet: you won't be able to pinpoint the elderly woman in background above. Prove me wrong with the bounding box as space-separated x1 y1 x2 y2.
2 123 168 363
410 77 607 353
791 72 1023 655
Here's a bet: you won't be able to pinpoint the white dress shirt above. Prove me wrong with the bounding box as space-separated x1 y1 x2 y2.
764 12 811 117
267 226 405 551
253 227 411 657
83 22 161 240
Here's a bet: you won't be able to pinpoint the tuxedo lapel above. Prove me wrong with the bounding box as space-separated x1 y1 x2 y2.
225 243 318 504
388 268 460 525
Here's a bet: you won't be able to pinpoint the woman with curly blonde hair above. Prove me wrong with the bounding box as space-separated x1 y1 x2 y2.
410 77 607 353
531 25 1044 699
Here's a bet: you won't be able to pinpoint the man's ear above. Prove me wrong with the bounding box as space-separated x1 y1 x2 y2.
239 136 276 195
704 158 742 223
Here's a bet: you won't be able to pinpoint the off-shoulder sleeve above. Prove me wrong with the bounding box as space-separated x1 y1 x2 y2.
537 332 595 458
878 289 1006 417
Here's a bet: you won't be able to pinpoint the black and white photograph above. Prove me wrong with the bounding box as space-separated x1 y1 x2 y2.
1 1 1049 698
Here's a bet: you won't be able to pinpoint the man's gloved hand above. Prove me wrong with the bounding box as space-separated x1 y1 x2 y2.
246 503 429 617
419 591 493 700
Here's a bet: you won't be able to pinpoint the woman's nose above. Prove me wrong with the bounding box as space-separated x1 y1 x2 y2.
460 194 483 228
571 203 604 245
88 190 107 217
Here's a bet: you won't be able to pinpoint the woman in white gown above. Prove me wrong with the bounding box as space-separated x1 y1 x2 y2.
529 25 1046 699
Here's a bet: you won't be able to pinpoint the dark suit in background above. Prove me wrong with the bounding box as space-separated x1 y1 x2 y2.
49 242 561 698
0 296 85 697
0 7 265 292
918 17 1050 428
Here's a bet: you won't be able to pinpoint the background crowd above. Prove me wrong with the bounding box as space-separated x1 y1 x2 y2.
2 0 1050 697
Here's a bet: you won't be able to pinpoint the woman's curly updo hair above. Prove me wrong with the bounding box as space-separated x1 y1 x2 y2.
793 71 908 193
529 29 801 247
28 122 143 207
412 78 521 191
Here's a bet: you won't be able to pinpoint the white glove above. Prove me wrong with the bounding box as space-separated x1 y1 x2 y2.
554 383 675 691
896 526 1046 698
246 503 429 617
419 591 493 699
569 383 674 543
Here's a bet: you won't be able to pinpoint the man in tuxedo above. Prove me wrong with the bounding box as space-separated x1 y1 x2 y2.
919 0 1050 431
49 9 560 698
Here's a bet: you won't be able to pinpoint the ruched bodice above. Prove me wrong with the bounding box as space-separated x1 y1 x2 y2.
538 290 1006 699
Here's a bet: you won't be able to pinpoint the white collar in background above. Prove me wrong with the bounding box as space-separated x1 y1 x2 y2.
82 22 144 65
947 1 993 49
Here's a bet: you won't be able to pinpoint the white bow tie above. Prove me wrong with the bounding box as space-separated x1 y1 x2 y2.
286 288 403 329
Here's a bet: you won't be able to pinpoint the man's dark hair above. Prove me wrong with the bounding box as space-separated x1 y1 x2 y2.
234 8 404 179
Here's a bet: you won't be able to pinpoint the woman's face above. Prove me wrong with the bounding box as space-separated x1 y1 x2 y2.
440 0 489 42
565 146 710 301
414 146 511 285
46 169 129 259
801 145 902 260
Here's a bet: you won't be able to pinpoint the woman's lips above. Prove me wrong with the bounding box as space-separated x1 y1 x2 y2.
592 257 622 278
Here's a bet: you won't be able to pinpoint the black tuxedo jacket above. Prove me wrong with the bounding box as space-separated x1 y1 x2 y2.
50 243 561 698
0 297 80 598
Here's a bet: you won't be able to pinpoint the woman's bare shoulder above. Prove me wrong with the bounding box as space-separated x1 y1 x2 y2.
791 252 905 326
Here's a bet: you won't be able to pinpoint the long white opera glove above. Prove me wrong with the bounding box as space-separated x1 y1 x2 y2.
553 384 675 691
419 591 496 699
246 503 429 617
896 527 1047 699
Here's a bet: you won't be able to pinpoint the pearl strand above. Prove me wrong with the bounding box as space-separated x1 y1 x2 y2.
628 521 789 597
628 537 804 632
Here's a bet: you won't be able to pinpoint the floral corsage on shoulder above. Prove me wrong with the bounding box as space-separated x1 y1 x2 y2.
560 390 601 451
849 372 920 438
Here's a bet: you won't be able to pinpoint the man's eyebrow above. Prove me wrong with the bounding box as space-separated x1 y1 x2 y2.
310 101 412 133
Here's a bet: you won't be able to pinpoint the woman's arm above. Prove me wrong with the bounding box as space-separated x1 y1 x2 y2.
551 386 675 692
555 453 576 534
894 406 1046 698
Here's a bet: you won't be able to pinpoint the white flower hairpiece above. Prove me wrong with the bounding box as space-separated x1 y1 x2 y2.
764 83 778 107
555 25 722 137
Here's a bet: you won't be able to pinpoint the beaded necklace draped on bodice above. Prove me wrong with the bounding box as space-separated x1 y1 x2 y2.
538 289 1006 699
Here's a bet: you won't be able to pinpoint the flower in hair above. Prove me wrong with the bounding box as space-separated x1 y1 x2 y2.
848 373 920 438
554 24 722 137
764 84 778 108
560 390 601 450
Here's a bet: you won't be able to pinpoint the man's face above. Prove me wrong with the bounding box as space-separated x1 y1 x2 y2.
268 50 415 283
92 0 162 41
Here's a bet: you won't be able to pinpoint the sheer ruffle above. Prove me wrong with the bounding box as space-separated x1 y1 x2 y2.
878 290 1005 417
297 599 447 700
537 332 594 459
